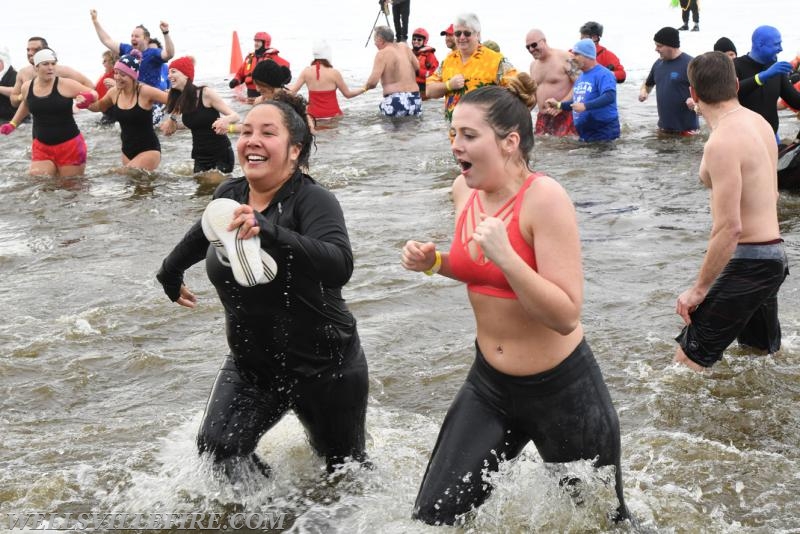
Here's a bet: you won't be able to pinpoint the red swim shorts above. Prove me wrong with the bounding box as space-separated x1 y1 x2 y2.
535 111 577 137
32 134 87 166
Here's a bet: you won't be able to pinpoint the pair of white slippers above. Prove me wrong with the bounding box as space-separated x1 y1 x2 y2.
201 198 278 287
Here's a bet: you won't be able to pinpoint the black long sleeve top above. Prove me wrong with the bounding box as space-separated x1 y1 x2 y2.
735 54 800 133
158 170 362 376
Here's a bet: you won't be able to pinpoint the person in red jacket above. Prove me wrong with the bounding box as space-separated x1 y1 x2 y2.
579 21 626 84
229 32 290 99
94 50 118 124
411 28 438 99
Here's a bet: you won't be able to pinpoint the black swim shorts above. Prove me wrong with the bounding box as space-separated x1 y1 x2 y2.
676 242 788 368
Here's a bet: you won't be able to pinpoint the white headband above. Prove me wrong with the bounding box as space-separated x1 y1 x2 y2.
33 48 57 66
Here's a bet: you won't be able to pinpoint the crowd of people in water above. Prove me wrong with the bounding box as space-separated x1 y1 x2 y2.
2 6 800 528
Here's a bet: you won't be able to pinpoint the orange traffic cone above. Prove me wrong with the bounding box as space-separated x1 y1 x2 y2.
230 31 243 74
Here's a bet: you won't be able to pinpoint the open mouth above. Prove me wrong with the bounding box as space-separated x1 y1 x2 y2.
246 155 267 163
457 159 473 172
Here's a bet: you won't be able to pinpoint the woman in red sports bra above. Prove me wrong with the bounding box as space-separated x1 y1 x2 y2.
287 40 366 120
402 73 629 526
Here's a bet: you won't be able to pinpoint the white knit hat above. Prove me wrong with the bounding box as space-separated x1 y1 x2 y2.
312 40 332 62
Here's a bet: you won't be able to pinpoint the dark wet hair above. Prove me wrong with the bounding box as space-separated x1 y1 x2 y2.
310 58 333 68
166 81 204 115
580 21 603 38
254 91 315 170
458 73 537 164
688 51 738 104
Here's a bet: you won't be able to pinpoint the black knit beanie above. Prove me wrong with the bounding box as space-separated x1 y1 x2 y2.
654 27 680 48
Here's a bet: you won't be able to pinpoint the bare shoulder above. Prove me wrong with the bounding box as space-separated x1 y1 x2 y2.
525 174 575 214
18 65 34 83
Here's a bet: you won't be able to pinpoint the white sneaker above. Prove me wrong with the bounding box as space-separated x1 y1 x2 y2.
201 198 277 286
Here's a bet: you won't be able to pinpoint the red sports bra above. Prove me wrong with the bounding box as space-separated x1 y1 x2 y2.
448 173 541 299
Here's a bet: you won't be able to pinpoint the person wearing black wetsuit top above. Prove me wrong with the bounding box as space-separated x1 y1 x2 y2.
734 25 800 136
157 93 368 478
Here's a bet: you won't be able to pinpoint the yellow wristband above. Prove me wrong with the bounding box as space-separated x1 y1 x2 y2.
228 124 236 134
445 80 451 91
424 251 442 276
362 85 369 93
9 120 18 128
754 74 763 86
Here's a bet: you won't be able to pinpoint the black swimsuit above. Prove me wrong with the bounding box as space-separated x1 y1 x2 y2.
110 85 160 160
181 87 234 173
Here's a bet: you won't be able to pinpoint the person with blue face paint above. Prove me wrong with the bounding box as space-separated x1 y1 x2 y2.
733 25 800 138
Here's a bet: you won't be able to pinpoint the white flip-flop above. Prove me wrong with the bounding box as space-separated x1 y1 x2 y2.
201 198 276 286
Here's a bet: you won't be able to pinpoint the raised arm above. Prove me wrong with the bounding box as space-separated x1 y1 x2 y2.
159 21 174 61
90 9 121 54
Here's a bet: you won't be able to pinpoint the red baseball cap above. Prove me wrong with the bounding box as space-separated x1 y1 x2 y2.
440 24 454 36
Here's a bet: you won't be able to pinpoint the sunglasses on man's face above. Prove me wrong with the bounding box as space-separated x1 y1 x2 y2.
526 40 543 51
412 36 424 41
454 30 473 38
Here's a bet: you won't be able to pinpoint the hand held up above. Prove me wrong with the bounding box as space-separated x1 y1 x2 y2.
759 61 793 82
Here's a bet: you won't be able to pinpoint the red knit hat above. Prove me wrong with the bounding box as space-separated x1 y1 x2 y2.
169 56 195 82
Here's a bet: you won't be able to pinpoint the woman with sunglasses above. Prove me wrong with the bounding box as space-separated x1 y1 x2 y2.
425 13 517 122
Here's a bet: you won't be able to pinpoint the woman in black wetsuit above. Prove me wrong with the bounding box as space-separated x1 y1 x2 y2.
159 56 239 175
156 91 369 478
87 49 167 170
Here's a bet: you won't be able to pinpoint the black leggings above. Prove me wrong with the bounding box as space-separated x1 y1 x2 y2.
413 339 628 525
196 350 369 476
680 0 699 23
392 0 410 42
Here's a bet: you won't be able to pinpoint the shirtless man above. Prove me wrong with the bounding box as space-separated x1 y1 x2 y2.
526 28 578 136
10 37 93 109
674 51 788 372
364 25 421 117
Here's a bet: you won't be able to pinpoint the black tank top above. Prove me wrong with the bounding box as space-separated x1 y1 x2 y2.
27 77 80 145
111 85 160 158
181 87 230 159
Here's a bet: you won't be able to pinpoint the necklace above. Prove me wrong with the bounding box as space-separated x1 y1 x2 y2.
715 106 742 124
